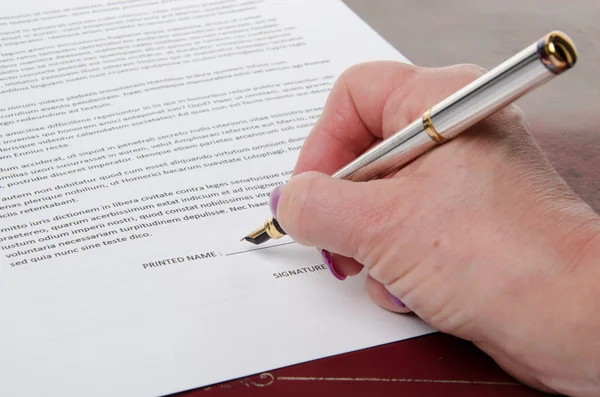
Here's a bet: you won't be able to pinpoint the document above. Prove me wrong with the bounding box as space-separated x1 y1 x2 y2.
0 0 434 395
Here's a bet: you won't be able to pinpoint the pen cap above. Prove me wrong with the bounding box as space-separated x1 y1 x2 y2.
428 31 577 140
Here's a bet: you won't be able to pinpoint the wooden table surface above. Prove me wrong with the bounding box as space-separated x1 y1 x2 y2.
178 2 599 396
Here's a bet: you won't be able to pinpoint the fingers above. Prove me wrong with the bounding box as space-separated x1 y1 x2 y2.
292 62 487 176
365 274 412 314
276 171 407 259
325 252 364 281
292 61 418 176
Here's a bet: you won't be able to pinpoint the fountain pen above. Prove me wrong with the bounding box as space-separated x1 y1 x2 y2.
241 30 578 245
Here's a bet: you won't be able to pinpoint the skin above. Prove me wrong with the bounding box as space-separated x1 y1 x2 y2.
272 62 600 396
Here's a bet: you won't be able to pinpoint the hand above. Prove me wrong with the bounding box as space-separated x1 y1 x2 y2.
271 62 600 396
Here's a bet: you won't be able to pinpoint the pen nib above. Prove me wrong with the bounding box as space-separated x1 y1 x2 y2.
241 226 271 245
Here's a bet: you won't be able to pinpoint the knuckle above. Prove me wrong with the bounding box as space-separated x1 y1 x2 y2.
507 104 531 130
509 103 527 119
494 103 525 122
505 105 530 129
489 103 532 139
458 63 487 78
337 63 369 86
343 62 368 76
339 61 417 86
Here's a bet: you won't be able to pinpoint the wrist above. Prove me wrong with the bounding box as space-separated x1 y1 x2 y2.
539 210 600 396
480 203 600 396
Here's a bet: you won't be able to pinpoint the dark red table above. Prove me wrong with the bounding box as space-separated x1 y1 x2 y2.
175 334 543 396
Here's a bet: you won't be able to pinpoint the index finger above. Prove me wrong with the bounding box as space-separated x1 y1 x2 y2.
292 61 418 176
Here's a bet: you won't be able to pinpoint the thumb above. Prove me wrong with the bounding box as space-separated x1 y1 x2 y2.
276 171 414 315
276 171 406 261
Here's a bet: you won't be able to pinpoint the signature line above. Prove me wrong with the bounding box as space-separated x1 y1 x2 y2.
226 242 296 256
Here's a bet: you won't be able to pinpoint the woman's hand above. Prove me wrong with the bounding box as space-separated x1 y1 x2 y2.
271 62 600 396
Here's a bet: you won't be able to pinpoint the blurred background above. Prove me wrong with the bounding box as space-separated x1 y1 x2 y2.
344 0 600 211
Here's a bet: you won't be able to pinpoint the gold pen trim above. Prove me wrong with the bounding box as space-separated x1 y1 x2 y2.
422 109 447 144
538 31 578 74
240 217 285 244
264 217 285 239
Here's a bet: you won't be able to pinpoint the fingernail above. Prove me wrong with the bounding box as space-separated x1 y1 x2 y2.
269 185 283 217
386 290 406 308
320 249 346 281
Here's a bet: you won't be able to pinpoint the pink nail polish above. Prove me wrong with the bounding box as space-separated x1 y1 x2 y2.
321 249 346 281
386 290 406 308
269 185 283 217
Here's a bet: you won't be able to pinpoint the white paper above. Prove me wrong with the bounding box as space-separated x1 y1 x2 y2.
0 1 434 396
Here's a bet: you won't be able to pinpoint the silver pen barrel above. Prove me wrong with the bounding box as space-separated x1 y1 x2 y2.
241 31 577 244
333 31 577 181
